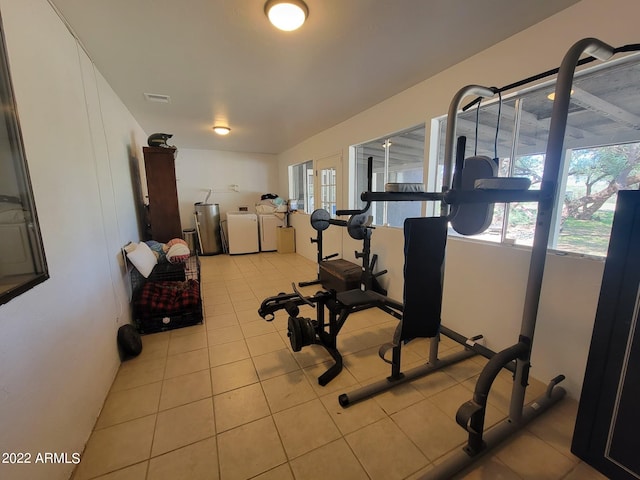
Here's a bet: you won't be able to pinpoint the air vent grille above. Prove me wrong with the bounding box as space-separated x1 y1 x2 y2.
143 93 171 103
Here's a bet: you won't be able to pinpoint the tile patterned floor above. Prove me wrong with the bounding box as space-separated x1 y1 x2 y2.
71 253 607 480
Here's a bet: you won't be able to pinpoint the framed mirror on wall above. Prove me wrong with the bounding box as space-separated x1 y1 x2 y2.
0 13 48 305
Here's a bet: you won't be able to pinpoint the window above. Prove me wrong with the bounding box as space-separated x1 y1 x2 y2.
318 164 337 216
434 53 640 257
288 160 314 213
0 21 48 305
353 124 425 227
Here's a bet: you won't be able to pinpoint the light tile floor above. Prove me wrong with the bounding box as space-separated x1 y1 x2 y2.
72 253 607 480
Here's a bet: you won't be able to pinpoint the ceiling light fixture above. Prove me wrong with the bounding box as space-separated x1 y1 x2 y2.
264 0 309 31
213 126 231 135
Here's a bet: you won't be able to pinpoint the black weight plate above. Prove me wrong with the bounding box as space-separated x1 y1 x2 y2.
347 213 368 240
301 318 316 347
310 209 331 231
287 316 303 352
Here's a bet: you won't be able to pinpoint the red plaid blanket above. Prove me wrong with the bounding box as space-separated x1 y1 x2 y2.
134 280 200 319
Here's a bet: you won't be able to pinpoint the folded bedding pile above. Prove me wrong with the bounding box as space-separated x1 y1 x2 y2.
133 279 200 320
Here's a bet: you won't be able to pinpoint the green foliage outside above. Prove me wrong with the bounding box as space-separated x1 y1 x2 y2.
556 211 614 256
505 143 640 257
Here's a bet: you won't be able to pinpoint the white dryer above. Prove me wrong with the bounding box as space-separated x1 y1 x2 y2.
258 214 285 251
226 212 259 254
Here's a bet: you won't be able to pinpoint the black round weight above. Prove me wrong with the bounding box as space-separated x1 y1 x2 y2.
347 213 370 240
287 316 316 352
310 209 331 231
300 318 316 349
287 316 303 351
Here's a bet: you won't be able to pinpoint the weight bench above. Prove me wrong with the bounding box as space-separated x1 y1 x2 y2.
334 162 527 405
258 214 485 388
258 148 531 390
258 282 403 386
339 215 488 405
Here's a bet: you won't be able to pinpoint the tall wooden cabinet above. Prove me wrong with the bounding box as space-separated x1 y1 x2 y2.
143 146 182 243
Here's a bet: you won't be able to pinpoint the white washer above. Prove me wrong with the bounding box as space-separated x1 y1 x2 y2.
258 214 285 251
226 212 259 254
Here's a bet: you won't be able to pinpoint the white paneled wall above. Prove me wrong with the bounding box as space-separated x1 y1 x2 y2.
0 1 147 479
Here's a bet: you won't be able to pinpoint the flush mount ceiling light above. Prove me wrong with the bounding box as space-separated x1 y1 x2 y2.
264 0 309 31
213 126 231 135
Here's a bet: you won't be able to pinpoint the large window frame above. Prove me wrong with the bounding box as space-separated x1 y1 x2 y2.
0 17 48 305
433 52 640 258
316 158 337 217
352 124 426 228
288 160 314 213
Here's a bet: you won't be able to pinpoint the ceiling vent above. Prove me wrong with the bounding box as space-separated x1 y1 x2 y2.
144 93 171 103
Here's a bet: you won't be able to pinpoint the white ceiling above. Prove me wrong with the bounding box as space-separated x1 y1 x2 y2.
49 0 580 154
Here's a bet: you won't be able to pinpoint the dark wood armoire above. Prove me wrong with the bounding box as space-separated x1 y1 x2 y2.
143 146 182 243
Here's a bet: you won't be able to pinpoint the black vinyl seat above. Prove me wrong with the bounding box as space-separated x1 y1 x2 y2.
336 289 386 308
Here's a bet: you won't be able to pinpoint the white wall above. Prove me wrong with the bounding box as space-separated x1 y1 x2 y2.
289 211 344 263
173 148 279 231
0 1 147 479
277 0 640 398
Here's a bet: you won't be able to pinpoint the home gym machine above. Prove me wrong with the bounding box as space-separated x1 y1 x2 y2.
258 283 403 386
258 208 395 386
305 208 387 294
259 38 621 477
296 214 339 287
333 38 616 480
298 158 387 294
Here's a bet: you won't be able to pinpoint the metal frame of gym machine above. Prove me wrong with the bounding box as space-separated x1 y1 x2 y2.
299 208 388 294
336 38 616 479
297 213 338 287
258 188 392 386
